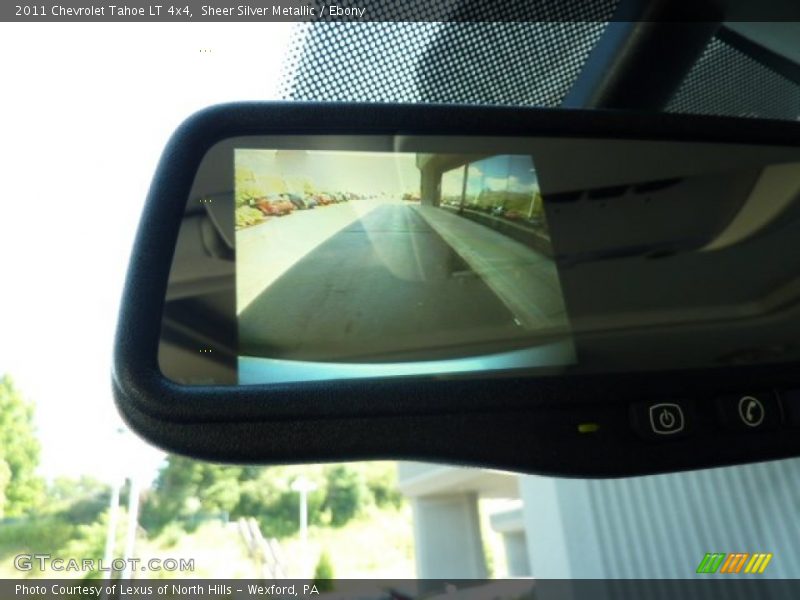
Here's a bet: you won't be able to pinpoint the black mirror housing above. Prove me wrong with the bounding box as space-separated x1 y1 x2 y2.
113 102 800 476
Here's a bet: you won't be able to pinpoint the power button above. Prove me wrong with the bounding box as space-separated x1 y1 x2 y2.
650 403 685 434
631 401 692 440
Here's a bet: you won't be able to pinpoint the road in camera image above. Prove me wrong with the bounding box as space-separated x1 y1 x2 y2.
234 149 571 368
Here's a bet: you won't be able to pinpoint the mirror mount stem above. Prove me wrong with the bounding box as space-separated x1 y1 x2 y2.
563 0 723 110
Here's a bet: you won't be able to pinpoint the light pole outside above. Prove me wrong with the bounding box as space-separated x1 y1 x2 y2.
290 475 318 575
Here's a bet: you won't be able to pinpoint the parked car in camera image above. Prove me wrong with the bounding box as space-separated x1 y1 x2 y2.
254 196 280 216
276 195 296 215
286 192 312 210
255 193 294 216
441 196 461 207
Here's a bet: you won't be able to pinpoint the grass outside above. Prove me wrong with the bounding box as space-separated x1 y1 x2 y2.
0 503 414 579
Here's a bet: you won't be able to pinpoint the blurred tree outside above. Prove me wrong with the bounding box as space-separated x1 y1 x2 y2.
140 457 406 539
360 462 404 509
141 456 243 532
323 465 367 526
48 475 111 524
0 375 44 518
313 549 335 591
0 374 412 578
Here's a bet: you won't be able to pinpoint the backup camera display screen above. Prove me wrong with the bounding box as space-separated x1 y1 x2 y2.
233 147 574 384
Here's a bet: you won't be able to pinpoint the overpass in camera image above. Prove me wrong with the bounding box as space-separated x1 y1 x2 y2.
234 149 570 365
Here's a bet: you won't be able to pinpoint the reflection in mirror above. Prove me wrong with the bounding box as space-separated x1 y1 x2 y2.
157 135 800 386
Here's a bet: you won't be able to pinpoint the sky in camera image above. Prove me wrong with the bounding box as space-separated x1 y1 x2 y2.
235 149 422 197
465 155 538 197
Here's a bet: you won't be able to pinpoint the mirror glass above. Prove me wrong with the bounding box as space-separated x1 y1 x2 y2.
157 134 800 385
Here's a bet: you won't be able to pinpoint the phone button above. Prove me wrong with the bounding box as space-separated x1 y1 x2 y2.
716 392 780 431
738 395 765 427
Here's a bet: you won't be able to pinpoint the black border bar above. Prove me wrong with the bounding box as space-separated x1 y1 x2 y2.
5 0 800 23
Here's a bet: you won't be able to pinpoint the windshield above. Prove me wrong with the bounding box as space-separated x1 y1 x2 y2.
2 18 800 587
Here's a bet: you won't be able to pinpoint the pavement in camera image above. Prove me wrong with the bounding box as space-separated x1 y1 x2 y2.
237 200 563 361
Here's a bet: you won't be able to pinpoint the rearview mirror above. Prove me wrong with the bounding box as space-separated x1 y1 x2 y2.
113 102 800 476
